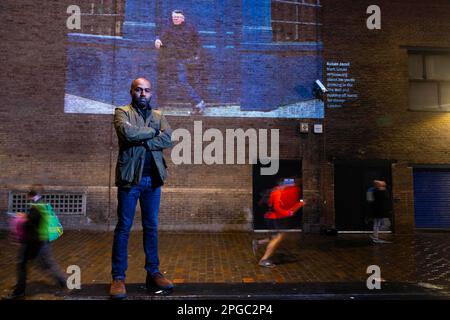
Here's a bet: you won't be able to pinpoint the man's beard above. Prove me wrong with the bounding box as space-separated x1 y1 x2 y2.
133 96 151 109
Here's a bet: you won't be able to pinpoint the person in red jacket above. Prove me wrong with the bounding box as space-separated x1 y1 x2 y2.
253 178 305 268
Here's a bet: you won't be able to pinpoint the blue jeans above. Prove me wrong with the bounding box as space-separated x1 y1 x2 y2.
112 176 161 280
177 61 202 105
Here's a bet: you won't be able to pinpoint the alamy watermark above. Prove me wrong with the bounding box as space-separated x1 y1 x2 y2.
366 265 382 290
66 265 81 289
66 5 81 30
366 5 381 30
171 121 279 175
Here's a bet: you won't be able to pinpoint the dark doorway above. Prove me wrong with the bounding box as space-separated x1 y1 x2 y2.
334 161 393 232
253 159 302 230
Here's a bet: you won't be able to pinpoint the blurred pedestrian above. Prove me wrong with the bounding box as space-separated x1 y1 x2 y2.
366 179 392 244
253 178 305 268
6 187 66 299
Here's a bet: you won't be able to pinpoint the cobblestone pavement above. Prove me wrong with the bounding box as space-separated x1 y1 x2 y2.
0 231 449 300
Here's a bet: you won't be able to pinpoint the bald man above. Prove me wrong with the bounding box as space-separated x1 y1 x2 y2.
110 78 173 299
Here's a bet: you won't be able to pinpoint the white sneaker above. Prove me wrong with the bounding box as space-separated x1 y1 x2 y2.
192 100 206 114
371 236 391 244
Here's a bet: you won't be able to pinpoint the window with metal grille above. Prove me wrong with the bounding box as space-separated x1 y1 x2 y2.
408 50 450 111
75 0 125 36
271 0 322 42
9 193 86 215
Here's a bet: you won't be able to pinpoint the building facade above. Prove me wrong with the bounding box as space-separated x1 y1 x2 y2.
0 0 449 232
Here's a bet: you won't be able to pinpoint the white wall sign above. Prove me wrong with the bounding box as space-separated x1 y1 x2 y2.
326 61 358 108
314 124 323 134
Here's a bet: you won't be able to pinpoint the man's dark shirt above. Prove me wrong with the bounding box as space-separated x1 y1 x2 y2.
134 104 157 178
372 189 391 219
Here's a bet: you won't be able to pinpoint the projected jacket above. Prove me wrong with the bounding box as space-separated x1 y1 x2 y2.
158 22 201 60
264 185 304 220
114 104 172 188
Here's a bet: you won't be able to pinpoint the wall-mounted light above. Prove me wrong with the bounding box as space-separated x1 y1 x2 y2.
300 122 309 133
313 79 328 101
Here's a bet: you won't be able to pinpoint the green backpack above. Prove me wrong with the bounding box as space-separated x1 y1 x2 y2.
33 203 63 242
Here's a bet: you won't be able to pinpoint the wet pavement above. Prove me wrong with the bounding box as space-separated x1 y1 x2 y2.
0 230 449 300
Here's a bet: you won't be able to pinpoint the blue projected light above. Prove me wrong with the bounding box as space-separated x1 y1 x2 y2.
64 0 324 119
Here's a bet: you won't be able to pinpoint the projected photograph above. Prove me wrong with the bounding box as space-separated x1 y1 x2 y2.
64 0 324 118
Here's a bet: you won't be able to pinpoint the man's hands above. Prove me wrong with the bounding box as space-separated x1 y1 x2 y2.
288 199 305 216
135 128 163 147
155 39 163 49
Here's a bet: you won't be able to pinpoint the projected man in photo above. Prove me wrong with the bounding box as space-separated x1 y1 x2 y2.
155 10 206 115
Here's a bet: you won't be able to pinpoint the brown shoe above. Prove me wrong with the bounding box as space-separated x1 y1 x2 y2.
146 272 174 291
110 279 126 299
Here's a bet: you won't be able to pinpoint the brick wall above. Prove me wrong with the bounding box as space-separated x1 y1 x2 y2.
0 1 323 231
322 0 450 232
1 1 448 232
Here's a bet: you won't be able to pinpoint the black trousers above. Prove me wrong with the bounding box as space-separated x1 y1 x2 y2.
15 241 66 292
